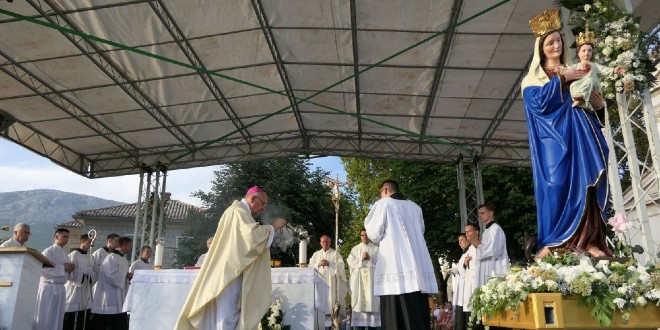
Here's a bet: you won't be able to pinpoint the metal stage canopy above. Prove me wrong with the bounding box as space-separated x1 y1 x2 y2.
0 0 657 178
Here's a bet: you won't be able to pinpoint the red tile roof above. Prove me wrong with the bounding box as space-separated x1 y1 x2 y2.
57 220 83 228
73 200 201 222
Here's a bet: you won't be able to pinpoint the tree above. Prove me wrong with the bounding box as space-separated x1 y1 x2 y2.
174 157 356 267
341 157 538 302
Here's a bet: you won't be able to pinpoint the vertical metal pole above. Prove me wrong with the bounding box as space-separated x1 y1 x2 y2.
148 168 161 248
131 170 145 264
640 89 660 196
473 156 484 206
457 155 468 231
616 92 652 263
140 171 153 249
474 157 485 233
157 168 167 241
603 108 625 213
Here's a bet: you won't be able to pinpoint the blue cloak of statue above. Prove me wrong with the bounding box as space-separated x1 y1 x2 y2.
523 75 609 250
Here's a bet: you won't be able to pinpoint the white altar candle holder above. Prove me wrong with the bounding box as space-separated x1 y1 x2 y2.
298 240 308 267
154 238 165 270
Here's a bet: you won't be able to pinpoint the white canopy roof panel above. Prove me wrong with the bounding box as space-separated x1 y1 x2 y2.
0 0 656 177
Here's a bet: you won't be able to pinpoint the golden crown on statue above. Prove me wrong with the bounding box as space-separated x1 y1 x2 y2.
529 9 561 37
576 25 596 46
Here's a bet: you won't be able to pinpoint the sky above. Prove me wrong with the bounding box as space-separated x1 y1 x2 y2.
0 139 346 206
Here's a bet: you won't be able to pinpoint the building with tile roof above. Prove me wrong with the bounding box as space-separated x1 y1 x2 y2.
57 198 203 268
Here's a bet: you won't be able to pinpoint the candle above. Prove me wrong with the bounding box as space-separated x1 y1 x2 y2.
298 240 307 264
154 243 164 269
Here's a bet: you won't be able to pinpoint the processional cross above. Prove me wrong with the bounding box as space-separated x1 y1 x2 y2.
324 175 349 330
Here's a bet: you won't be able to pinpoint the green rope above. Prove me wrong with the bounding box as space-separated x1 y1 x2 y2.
1 1 509 160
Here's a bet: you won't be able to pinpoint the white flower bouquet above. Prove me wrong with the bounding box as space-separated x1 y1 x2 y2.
259 298 290 330
561 0 658 100
469 252 659 328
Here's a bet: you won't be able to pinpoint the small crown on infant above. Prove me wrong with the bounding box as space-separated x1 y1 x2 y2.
576 25 596 46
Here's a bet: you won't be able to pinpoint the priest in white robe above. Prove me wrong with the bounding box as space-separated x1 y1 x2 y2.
64 234 94 330
194 236 213 267
451 233 469 330
0 222 31 247
310 235 349 328
35 228 76 330
91 237 132 330
473 204 509 288
347 229 380 329
462 224 480 330
175 186 285 330
129 245 152 273
364 179 437 330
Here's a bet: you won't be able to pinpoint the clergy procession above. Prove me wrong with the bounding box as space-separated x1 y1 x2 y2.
1 180 515 330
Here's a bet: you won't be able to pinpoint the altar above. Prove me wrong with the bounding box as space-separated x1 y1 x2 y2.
124 267 328 330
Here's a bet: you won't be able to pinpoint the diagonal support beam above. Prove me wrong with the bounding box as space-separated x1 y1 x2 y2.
251 0 307 144
0 50 139 162
419 0 464 139
148 0 251 144
480 56 531 151
1 121 88 174
349 0 362 149
28 0 196 151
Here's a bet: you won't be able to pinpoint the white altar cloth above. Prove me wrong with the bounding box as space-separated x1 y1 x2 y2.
124 267 328 330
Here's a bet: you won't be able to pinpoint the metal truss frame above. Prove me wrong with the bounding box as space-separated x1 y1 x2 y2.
251 0 308 148
602 0 659 264
0 49 139 165
456 154 483 232
130 165 168 264
147 0 251 145
611 88 660 263
27 0 195 152
420 0 463 140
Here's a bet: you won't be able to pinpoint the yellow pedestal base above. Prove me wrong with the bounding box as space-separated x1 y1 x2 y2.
483 293 660 329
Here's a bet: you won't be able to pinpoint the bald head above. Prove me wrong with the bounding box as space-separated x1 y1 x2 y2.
320 235 331 251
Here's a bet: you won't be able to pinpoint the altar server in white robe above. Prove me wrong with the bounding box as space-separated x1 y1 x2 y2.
91 236 132 330
452 232 469 330
129 246 152 273
472 204 509 288
64 234 94 330
92 234 119 285
347 229 380 329
35 228 76 330
0 222 31 247
175 186 285 330
364 179 437 330
461 224 480 330
194 236 213 267
310 234 349 328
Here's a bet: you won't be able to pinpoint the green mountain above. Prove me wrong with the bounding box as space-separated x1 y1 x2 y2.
0 189 124 251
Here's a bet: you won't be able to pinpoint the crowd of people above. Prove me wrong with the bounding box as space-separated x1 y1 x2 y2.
311 180 511 330
1 222 155 330
449 204 509 330
3 179 511 330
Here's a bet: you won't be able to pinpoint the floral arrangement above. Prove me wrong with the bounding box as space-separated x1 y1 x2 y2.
469 252 659 328
560 0 659 100
259 298 290 330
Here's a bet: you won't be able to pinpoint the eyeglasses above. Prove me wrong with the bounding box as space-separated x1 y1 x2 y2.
255 195 267 207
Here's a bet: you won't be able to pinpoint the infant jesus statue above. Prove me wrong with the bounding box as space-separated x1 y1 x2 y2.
570 26 625 110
